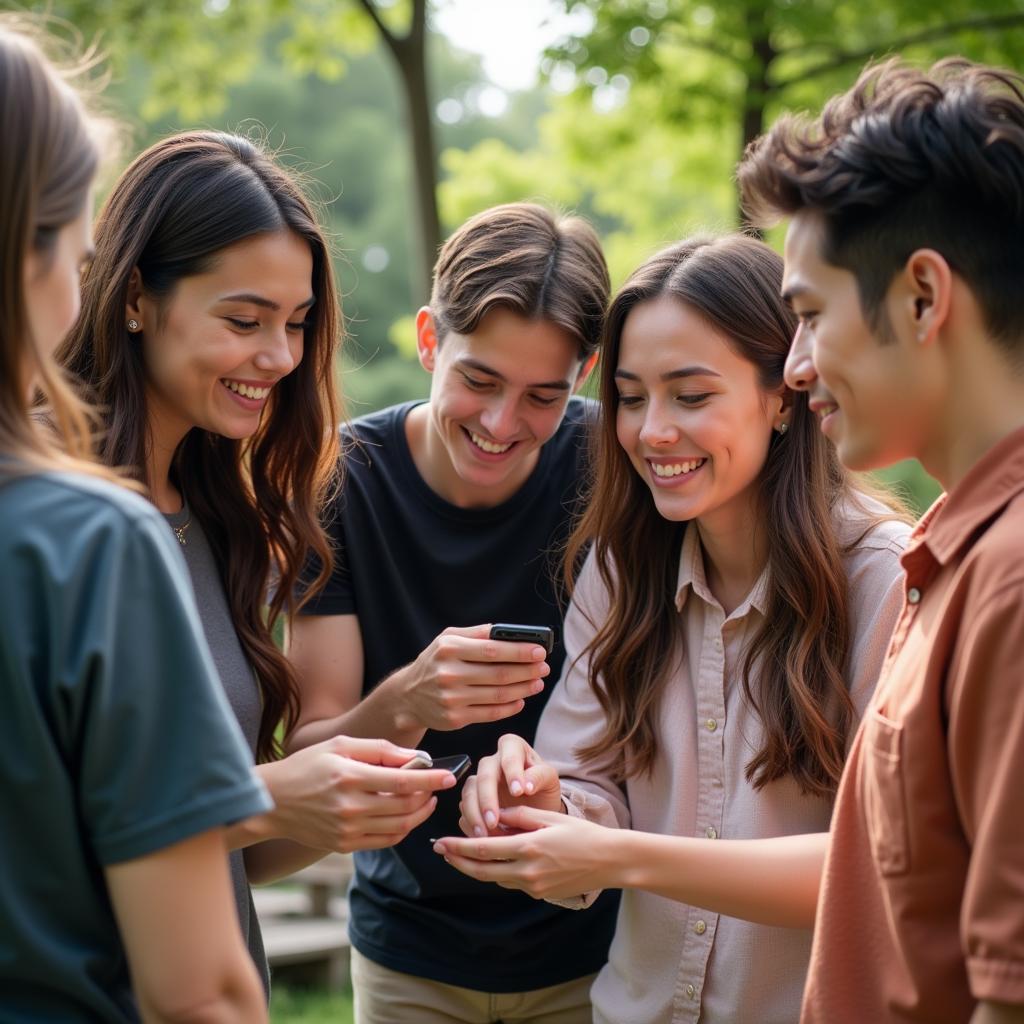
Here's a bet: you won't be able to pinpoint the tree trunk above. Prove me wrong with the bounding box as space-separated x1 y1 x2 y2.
737 5 776 230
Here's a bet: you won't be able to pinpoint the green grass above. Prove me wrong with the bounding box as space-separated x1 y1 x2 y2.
270 985 354 1023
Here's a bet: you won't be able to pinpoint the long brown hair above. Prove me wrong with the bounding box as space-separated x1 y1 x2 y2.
0 16 109 475
566 235 903 798
58 131 342 761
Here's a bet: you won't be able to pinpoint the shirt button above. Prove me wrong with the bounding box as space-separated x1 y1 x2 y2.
685 983 696 999
694 920 707 935
706 826 718 839
907 587 922 604
705 718 717 732
713 637 722 650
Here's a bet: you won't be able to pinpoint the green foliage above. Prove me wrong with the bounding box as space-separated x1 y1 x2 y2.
270 984 353 1023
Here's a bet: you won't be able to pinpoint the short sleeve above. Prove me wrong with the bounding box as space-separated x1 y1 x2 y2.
62 506 271 865
949 581 1024 1002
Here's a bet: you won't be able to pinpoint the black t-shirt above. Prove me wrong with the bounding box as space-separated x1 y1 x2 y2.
301 398 618 991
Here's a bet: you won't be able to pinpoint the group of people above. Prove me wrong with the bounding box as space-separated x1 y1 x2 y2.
2 12 1022 1024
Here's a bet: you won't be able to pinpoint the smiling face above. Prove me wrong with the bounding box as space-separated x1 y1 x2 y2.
782 211 926 471
418 306 588 507
614 294 783 529
133 229 313 452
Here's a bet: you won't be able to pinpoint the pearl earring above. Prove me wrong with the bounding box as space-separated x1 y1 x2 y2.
127 319 139 331
776 422 789 435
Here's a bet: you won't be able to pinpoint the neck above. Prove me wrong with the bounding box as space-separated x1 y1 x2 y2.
919 335 1024 492
144 400 191 514
695 489 765 616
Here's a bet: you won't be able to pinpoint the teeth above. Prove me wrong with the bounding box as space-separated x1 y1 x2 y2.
818 404 838 419
223 380 271 400
652 458 705 478
469 430 512 454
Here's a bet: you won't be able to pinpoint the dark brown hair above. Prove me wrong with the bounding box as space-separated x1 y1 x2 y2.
58 131 342 761
0 17 105 473
566 235 904 798
430 202 609 359
738 58 1024 353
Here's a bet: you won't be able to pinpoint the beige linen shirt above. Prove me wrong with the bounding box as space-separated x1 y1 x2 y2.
534 511 910 1024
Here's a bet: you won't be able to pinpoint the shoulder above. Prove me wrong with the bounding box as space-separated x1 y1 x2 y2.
0 471 167 550
960 489 1024 599
339 401 419 474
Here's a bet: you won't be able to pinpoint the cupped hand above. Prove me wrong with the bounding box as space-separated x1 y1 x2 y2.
459 734 563 837
434 805 619 900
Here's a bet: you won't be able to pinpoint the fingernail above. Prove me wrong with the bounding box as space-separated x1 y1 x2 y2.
442 773 457 788
484 811 497 828
531 680 544 694
433 841 446 854
473 825 484 837
525 780 535 794
509 780 523 797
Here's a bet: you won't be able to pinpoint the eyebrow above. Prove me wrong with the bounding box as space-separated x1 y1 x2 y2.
218 292 316 312
457 357 572 391
614 366 721 382
780 283 810 307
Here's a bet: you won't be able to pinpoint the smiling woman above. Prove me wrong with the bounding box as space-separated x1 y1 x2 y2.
55 131 458 998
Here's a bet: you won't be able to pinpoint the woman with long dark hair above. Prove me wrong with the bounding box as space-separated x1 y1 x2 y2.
58 130 457 995
0 19 270 1020
437 235 912 1023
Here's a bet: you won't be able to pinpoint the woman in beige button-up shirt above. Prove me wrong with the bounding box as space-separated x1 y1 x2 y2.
436 235 911 1023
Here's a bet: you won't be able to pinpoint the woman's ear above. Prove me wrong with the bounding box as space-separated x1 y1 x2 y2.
125 267 145 331
415 306 438 372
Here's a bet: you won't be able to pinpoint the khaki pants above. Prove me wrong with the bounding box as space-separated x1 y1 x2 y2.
351 947 596 1024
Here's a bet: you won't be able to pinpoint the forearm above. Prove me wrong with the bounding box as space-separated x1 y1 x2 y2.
612 830 828 928
288 668 425 752
243 840 325 886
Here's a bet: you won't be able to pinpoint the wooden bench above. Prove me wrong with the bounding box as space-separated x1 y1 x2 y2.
255 853 353 990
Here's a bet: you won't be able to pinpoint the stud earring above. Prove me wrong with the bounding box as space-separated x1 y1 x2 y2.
127 319 139 332
776 422 789 435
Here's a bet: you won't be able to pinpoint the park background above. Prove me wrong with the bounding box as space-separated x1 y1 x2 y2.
16 0 1024 1018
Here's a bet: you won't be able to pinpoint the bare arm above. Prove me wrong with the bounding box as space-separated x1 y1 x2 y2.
437 806 827 929
287 615 550 752
105 830 267 1024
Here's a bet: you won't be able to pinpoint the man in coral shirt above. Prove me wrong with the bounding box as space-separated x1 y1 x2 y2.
739 58 1024 1024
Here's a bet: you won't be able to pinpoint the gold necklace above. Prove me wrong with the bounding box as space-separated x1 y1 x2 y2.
173 516 192 546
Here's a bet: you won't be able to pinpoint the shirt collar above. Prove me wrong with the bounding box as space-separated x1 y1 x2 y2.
674 522 770 617
915 425 1024 566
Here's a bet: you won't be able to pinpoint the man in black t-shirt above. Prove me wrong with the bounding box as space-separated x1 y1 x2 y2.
291 204 619 1022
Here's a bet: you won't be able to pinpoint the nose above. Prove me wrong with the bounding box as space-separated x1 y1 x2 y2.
638 401 679 447
784 322 817 392
479 396 519 440
253 326 301 377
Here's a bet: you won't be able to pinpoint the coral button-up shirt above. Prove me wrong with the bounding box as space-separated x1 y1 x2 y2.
803 427 1024 1023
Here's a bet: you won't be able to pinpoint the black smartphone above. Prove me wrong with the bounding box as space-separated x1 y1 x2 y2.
489 623 555 656
401 753 472 783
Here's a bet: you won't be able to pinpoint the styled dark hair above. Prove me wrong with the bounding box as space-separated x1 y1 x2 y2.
430 202 609 360
738 58 1024 353
565 235 905 798
0 16 105 473
58 130 342 761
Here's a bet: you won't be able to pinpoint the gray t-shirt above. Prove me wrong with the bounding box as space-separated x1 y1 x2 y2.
0 471 270 1022
165 504 269 993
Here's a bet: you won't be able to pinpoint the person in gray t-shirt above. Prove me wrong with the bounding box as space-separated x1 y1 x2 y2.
58 130 457 993
1 21 269 1021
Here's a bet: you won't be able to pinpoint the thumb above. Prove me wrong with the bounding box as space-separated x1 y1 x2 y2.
498 805 566 832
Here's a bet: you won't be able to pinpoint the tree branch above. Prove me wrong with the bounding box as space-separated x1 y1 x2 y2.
776 12 1024 90
354 0 401 56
